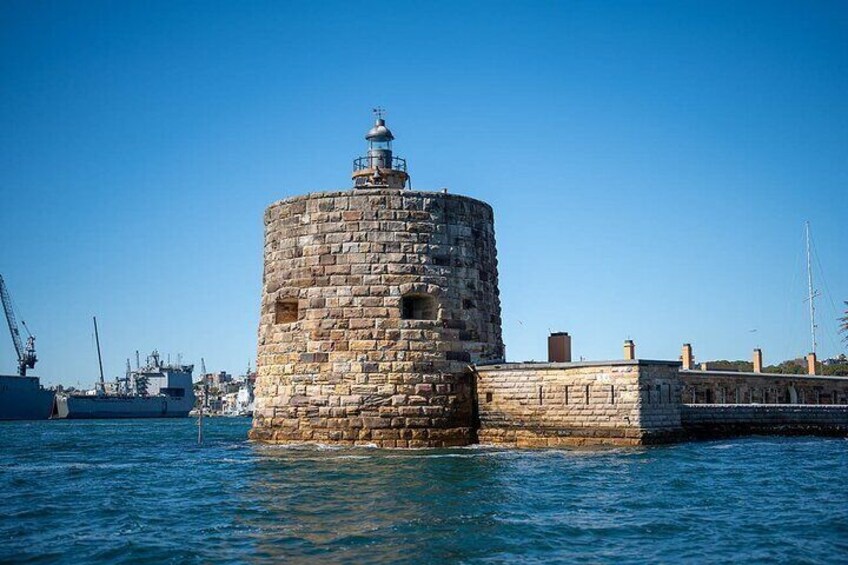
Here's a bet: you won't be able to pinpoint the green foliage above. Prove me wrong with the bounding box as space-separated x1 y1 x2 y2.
707 360 753 372
822 363 848 376
763 361 806 375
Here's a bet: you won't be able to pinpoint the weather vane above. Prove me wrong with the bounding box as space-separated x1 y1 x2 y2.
372 106 386 120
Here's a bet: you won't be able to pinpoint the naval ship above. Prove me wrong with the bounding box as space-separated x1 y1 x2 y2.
0 274 54 420
53 349 195 419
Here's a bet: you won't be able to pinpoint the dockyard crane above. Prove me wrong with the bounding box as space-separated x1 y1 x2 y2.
0 275 37 376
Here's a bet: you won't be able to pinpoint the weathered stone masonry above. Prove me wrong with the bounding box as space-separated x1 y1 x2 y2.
249 188 504 447
474 362 848 446
475 360 684 447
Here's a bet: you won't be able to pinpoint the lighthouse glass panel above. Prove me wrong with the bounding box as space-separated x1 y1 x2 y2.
369 139 391 151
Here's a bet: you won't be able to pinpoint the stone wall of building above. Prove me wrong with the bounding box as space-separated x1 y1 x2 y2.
250 188 504 447
474 360 684 447
681 370 848 405
682 404 848 437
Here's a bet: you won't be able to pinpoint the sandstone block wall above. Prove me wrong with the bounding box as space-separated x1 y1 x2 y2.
681 370 848 405
474 361 684 447
250 188 503 447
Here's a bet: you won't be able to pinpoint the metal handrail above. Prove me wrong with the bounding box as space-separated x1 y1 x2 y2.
353 155 407 172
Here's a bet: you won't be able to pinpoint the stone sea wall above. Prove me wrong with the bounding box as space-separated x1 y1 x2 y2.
250 188 504 447
474 361 684 447
682 405 848 438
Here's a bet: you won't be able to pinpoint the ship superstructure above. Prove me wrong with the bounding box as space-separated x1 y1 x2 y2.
53 350 195 419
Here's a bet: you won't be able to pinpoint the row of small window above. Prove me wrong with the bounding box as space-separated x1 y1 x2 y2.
485 385 619 406
691 387 847 405
484 383 676 406
274 295 439 324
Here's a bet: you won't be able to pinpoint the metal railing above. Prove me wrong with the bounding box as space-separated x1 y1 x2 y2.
353 155 407 172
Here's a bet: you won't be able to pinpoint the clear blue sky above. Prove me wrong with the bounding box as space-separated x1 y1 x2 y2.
1 1 846 387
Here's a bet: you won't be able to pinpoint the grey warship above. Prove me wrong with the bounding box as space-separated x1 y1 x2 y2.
53 350 195 419
0 274 54 420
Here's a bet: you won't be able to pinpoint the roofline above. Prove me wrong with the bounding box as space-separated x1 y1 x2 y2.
682 369 848 382
474 359 682 371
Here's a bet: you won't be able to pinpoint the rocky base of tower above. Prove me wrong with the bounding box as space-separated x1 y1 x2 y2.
248 423 474 448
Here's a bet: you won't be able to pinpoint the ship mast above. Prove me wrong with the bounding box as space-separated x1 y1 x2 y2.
93 316 106 394
805 221 818 355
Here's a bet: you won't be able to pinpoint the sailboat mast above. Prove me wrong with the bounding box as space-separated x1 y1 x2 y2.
805 221 817 355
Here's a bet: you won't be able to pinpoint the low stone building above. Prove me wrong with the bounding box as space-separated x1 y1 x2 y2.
476 359 683 447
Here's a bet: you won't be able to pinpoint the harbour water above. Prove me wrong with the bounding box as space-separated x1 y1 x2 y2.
1 420 846 564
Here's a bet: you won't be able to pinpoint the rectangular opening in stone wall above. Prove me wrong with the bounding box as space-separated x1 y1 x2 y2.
401 294 436 320
462 298 475 310
275 299 299 324
564 386 569 405
584 385 590 405
656 385 662 404
666 384 672 404
433 255 451 267
705 389 712 404
538 386 543 405
485 392 493 403
610 385 615 404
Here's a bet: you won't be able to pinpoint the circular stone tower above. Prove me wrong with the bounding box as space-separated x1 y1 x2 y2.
249 113 504 447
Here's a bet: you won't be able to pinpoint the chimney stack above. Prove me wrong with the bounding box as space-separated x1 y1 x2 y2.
753 348 763 373
548 332 572 363
807 352 817 375
681 343 693 370
624 340 636 361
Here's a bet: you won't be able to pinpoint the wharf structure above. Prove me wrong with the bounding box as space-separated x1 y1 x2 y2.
250 115 848 447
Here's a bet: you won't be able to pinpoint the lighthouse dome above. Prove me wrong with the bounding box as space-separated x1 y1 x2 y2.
365 118 394 142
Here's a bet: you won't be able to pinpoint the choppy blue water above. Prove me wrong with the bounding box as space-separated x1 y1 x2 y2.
1 420 847 564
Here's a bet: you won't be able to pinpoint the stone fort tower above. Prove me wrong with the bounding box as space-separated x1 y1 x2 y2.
249 112 504 447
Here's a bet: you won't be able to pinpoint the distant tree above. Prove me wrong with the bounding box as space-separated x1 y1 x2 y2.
763 359 806 375
822 362 848 377
708 360 754 372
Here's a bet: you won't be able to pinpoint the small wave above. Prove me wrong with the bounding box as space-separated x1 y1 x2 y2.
709 443 742 450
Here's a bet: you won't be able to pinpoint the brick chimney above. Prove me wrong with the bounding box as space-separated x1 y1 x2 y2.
807 353 817 375
753 348 763 373
681 343 693 370
624 340 635 361
548 332 572 363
